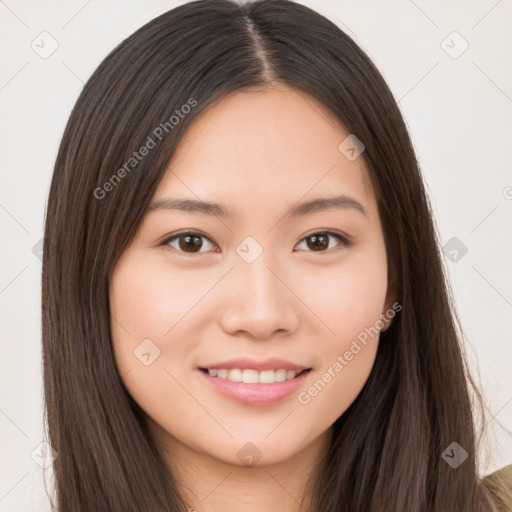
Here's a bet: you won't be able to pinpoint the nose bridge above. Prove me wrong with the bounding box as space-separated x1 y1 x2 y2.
218 242 299 337
238 249 282 303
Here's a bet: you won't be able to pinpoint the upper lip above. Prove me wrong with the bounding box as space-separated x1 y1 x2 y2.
199 358 310 372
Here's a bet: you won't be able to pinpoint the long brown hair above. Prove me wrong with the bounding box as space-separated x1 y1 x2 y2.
42 0 497 510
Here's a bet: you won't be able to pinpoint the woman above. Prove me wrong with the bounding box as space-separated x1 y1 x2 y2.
41 0 511 510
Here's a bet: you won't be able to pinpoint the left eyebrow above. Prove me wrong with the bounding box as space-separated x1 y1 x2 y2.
146 194 368 218
288 195 368 218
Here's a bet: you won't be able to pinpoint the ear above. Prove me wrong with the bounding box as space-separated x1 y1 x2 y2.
380 272 399 332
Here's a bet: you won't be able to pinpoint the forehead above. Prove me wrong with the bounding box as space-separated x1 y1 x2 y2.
152 85 375 219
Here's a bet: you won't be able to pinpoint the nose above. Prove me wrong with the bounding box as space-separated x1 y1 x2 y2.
217 253 300 340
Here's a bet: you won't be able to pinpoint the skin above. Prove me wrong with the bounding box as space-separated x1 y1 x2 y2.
110 84 396 512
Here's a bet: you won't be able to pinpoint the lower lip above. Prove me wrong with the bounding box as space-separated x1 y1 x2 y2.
197 369 311 406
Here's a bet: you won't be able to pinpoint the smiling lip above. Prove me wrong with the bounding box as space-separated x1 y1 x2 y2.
197 367 311 406
198 357 309 372
197 358 312 406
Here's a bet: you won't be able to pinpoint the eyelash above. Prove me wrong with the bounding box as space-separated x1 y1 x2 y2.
159 229 352 255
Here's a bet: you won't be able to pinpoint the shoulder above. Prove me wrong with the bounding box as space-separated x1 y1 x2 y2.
482 464 512 512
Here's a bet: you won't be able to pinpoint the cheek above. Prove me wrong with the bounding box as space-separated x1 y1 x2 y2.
110 256 217 355
109 258 176 379
295 253 387 417
111 260 194 335
109 259 203 427
299 344 378 429
302 251 388 343
299 280 383 424
109 256 221 403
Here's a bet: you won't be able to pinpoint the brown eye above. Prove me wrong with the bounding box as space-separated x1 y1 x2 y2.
163 231 217 254
306 234 329 251
295 231 349 252
178 234 203 252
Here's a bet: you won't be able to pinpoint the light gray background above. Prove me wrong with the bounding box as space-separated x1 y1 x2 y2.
1 0 511 510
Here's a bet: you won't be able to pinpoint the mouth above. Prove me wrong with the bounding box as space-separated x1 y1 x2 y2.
198 367 312 384
197 366 312 406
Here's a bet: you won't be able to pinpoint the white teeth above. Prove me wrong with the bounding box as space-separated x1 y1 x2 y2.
243 369 259 384
227 369 243 382
275 369 287 382
258 370 275 384
205 368 303 384
217 369 228 379
286 370 296 380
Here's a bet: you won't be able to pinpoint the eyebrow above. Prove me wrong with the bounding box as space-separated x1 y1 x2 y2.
147 194 368 218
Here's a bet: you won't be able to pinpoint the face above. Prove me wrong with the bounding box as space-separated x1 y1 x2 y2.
109 85 395 469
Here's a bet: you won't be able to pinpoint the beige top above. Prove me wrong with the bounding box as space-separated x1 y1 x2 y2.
482 464 512 512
